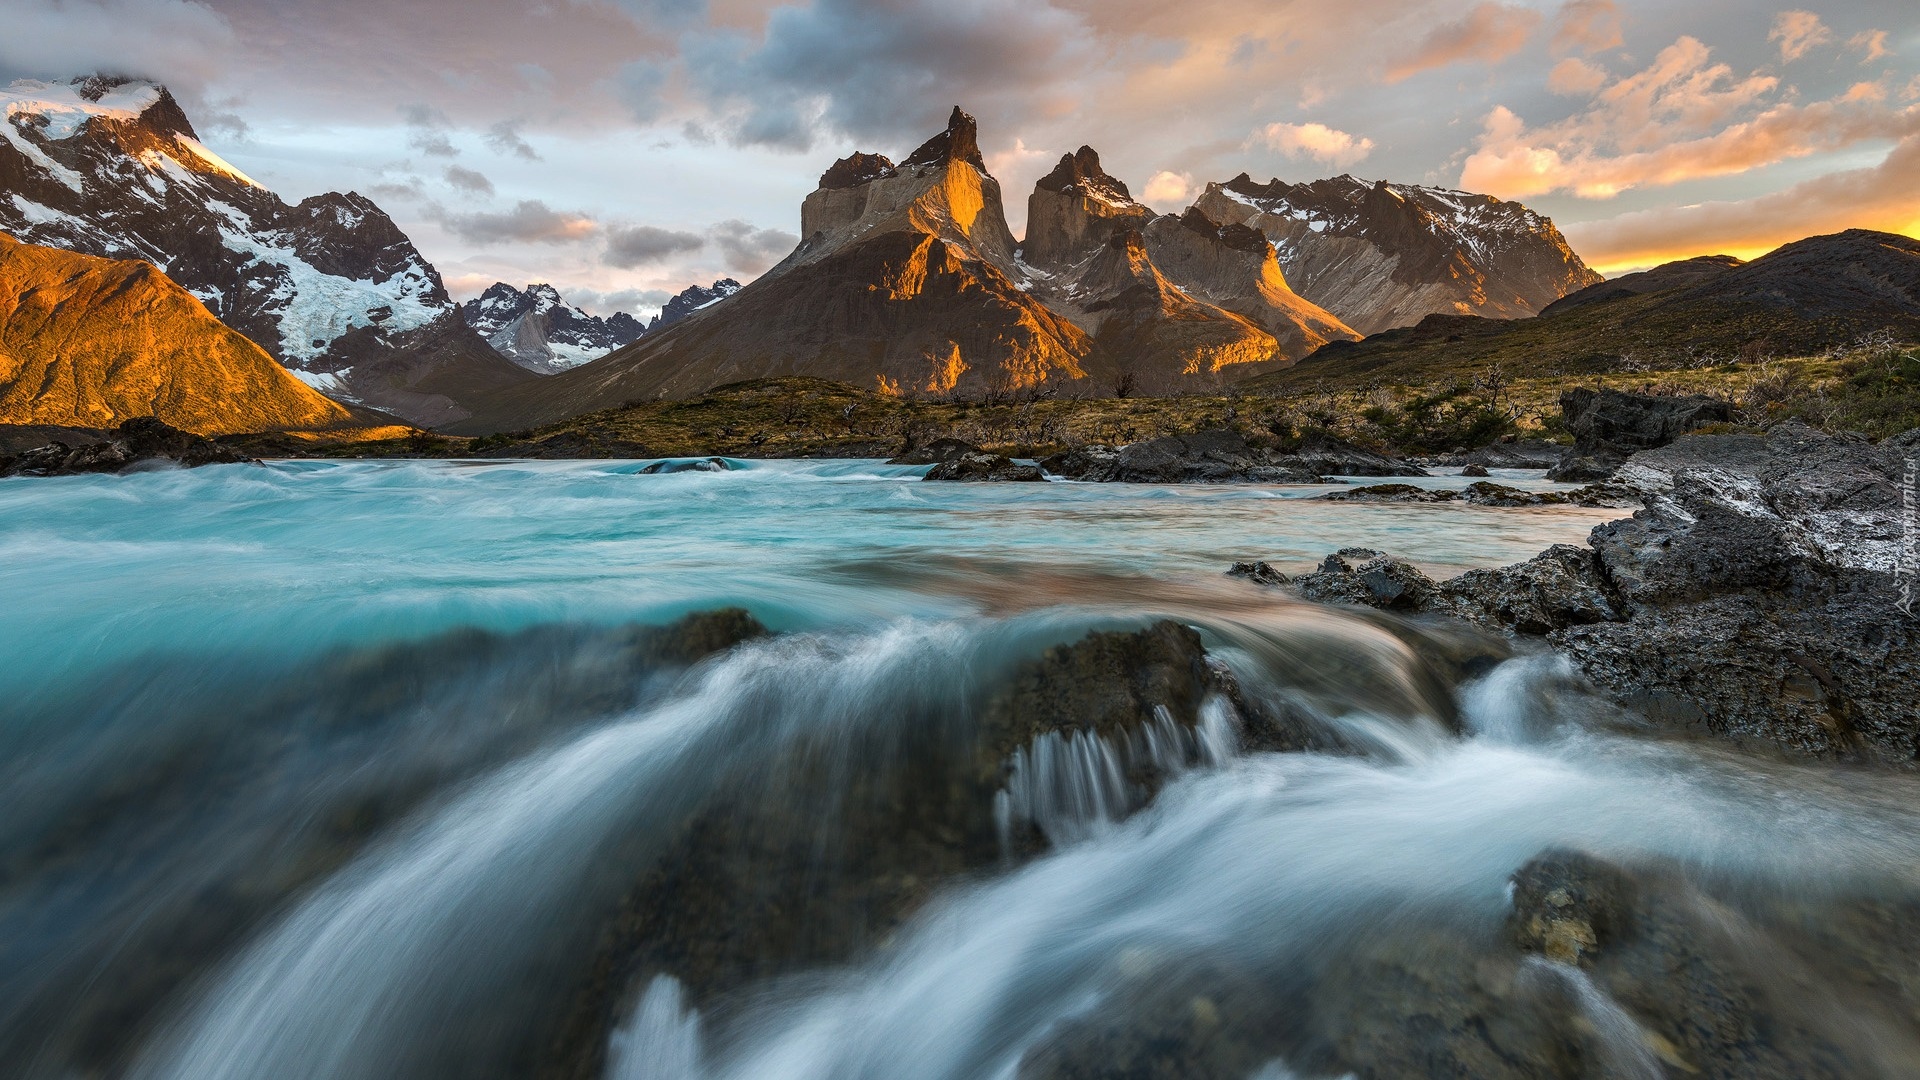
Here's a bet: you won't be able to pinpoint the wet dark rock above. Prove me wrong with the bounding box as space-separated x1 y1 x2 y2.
1461 463 1490 477
922 450 1045 482
1319 481 1636 508
1226 561 1288 586
1432 545 1622 635
1285 431 1429 477
1040 429 1331 484
1440 438 1568 470
1545 388 1731 481
1293 552 1438 612
0 417 256 477
638 457 730 474
887 437 979 466
1295 424 1918 763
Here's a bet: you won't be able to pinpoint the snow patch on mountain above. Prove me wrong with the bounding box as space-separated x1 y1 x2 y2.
461 282 647 374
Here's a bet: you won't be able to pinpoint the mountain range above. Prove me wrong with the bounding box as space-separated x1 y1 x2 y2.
0 76 532 426
4 79 1634 437
1245 228 1920 391
446 108 1603 433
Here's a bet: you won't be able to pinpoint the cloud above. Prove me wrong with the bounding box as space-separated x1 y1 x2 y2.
604 224 707 267
1768 11 1832 64
1143 170 1192 206
438 200 598 245
1254 121 1376 167
1551 0 1623 56
1849 30 1891 64
0 0 235 90
1384 3 1541 84
1565 133 1920 272
482 121 541 161
681 0 1098 151
1459 36 1916 200
1547 57 1610 96
569 286 677 315
402 103 459 157
707 219 799 274
443 165 494 195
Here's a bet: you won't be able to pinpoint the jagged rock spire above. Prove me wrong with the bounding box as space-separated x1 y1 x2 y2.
901 106 986 173
819 151 896 190
1036 146 1132 201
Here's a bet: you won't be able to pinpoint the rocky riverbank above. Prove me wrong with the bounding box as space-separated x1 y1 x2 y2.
1266 422 1919 765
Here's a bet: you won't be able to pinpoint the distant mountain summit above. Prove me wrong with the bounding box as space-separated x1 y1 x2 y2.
0 233 359 434
1194 173 1601 334
1019 146 1357 388
650 279 742 330
462 283 646 374
0 76 531 426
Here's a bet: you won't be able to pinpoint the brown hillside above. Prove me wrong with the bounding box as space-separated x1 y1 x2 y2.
0 233 358 434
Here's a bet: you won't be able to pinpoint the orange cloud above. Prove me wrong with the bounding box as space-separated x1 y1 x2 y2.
1460 36 1918 200
1849 30 1891 64
1551 0 1622 56
1548 57 1609 96
1768 10 1831 63
1253 121 1376 166
1384 2 1540 83
1565 134 1920 272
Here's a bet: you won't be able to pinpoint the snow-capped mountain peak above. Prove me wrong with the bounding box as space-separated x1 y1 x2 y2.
0 75 532 426
460 282 647 373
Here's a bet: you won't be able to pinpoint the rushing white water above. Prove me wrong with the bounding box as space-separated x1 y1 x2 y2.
5 459 1918 1080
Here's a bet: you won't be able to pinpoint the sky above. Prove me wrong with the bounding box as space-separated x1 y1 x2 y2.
3 0 1917 318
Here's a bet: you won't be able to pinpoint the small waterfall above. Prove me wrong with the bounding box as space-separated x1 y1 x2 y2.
995 697 1239 849
606 976 703 1080
1521 957 1667 1080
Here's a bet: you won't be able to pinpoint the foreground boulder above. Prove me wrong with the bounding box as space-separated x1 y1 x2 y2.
0 417 256 477
1546 388 1731 481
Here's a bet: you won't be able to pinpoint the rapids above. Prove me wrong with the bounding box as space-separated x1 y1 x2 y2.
3 459 1917 1079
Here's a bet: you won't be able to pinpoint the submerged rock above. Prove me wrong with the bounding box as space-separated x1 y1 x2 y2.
1226 561 1289 586
923 449 1045 482
886 437 979 466
638 457 730 474
0 417 255 477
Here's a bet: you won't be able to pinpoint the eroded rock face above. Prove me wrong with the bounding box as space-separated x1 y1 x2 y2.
0 417 257 476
